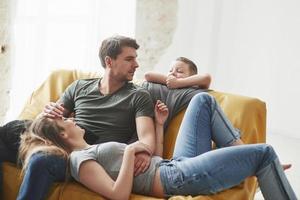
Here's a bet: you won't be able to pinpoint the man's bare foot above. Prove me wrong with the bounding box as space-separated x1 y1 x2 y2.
282 164 292 171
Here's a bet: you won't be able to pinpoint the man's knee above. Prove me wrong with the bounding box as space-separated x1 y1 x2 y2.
1 120 32 152
26 153 66 177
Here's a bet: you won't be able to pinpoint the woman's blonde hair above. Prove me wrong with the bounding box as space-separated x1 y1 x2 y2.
19 116 69 174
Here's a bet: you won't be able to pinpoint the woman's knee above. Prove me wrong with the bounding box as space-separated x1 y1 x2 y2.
262 144 276 157
258 144 278 165
190 93 216 108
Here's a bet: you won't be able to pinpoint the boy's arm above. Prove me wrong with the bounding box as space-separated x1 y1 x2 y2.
154 123 164 157
144 72 167 85
154 100 169 157
167 73 212 89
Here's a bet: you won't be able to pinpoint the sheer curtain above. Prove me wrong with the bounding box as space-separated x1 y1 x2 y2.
6 0 136 121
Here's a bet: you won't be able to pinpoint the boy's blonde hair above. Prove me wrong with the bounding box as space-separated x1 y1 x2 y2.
176 57 198 75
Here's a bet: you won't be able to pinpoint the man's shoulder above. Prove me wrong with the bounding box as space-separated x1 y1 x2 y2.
75 78 99 85
126 82 151 94
69 78 99 90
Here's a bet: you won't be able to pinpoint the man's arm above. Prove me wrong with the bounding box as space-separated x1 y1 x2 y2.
134 116 156 176
167 73 212 89
41 79 78 119
41 101 72 118
135 116 156 154
144 72 167 85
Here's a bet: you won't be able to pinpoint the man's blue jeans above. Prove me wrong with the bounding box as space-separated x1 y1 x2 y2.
17 153 66 200
160 93 297 199
0 120 30 199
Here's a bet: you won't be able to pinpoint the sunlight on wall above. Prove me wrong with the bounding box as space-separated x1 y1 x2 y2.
6 0 136 121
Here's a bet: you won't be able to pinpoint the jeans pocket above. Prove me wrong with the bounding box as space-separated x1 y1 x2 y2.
160 159 186 194
166 164 184 189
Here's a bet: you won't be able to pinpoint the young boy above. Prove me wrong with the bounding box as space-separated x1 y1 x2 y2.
142 57 211 128
144 57 211 89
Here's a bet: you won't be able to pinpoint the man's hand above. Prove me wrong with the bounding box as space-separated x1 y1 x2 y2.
43 102 65 118
134 152 151 176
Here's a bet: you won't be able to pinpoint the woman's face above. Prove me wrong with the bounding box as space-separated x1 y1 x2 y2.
56 118 85 139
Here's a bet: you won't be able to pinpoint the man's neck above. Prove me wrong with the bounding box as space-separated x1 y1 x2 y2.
100 75 127 95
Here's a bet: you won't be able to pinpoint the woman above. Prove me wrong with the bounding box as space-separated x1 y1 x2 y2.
19 93 297 200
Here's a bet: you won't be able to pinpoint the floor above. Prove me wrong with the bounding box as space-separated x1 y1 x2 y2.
254 133 300 199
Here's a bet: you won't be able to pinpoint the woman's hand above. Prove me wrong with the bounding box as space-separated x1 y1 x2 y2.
155 100 169 125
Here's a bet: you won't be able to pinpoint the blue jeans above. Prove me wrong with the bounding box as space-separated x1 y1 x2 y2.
17 153 66 200
159 93 297 199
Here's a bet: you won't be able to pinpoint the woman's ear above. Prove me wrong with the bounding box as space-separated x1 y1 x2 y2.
59 131 68 139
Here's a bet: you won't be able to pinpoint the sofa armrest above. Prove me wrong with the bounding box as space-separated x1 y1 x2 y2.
18 70 100 120
163 90 266 159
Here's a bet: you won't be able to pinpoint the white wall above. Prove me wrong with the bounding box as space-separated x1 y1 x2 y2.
155 0 300 139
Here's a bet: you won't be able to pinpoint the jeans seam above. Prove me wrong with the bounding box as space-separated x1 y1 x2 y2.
213 105 240 146
272 159 290 199
194 98 210 157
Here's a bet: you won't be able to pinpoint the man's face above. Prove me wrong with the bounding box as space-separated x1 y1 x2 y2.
109 47 139 81
167 61 191 78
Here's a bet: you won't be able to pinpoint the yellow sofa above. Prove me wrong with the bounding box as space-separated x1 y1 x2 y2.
3 69 266 200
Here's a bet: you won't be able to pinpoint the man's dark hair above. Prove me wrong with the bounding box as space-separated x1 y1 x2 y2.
99 35 139 68
176 57 198 75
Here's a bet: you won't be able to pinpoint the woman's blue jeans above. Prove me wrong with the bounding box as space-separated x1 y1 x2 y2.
17 153 66 200
160 93 297 200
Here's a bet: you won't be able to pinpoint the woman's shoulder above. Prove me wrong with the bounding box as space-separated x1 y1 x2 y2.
70 145 97 158
98 142 126 153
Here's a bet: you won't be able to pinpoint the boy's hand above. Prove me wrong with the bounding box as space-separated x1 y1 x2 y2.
155 100 169 125
166 75 181 89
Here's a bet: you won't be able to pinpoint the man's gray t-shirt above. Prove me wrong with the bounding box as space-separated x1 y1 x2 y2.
59 79 154 144
70 142 162 195
142 82 206 128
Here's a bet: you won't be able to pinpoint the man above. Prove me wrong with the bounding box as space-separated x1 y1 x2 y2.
0 35 156 200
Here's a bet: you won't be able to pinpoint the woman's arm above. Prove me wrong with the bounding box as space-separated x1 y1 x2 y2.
154 100 169 157
78 143 151 200
167 73 212 89
144 72 167 85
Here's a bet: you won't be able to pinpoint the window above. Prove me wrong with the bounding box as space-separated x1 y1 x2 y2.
7 0 136 120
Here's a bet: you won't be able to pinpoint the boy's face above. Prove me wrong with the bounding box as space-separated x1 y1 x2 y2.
168 61 192 78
